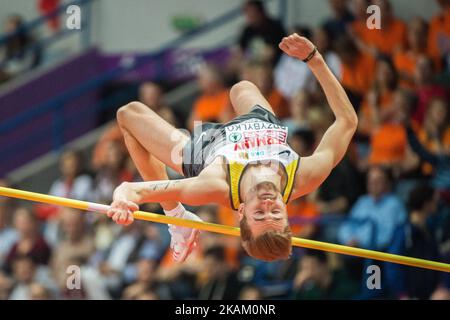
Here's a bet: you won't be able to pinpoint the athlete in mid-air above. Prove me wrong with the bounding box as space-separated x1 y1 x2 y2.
107 34 358 262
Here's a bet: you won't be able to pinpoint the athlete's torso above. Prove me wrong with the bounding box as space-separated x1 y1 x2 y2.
202 116 300 210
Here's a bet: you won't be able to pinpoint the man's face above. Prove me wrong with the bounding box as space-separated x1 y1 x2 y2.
367 168 389 198
239 181 288 237
13 208 36 236
60 152 79 179
197 68 220 93
330 0 347 15
243 5 264 27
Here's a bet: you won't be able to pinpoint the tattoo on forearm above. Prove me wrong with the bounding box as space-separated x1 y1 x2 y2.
137 180 181 199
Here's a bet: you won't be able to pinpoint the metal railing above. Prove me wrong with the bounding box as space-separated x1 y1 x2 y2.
0 0 94 70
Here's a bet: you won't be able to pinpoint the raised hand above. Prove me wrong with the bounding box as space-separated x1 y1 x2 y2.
279 33 316 61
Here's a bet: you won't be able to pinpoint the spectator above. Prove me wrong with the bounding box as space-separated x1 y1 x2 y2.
8 256 57 300
355 0 407 57
289 128 316 157
138 82 176 125
92 82 175 170
384 184 449 299
334 35 376 101
416 98 450 176
287 196 320 239
187 64 230 130
358 58 398 138
282 90 314 134
292 250 359 299
0 270 13 299
285 129 320 238
311 26 341 79
237 0 286 65
121 259 161 300
94 141 133 204
348 0 371 49
8 256 37 300
49 150 93 201
50 208 95 298
338 166 407 250
42 150 93 247
407 120 450 198
240 60 289 119
84 222 166 299
428 0 450 71
196 246 244 299
38 0 61 32
314 155 361 216
3 207 51 274
393 17 431 89
0 179 18 264
274 26 341 99
0 15 41 82
274 26 313 99
322 0 354 39
367 89 419 172
412 56 447 125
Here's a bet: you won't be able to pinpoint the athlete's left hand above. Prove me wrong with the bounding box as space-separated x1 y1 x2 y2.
279 33 316 61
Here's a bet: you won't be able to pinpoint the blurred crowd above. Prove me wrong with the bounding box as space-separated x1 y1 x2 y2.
0 14 41 84
1 0 450 300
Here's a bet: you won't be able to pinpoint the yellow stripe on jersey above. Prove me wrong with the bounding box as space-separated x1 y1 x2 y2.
282 158 299 203
228 160 246 210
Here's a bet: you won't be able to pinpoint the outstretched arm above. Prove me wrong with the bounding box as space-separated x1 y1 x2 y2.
279 34 358 198
112 177 224 206
406 126 438 166
107 176 227 224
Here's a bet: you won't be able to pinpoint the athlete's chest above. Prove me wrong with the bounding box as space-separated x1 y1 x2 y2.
223 119 289 151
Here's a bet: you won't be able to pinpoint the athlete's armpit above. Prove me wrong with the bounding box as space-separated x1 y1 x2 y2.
289 150 334 200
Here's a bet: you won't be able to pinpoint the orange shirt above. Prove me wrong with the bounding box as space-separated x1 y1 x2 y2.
359 91 394 136
418 126 450 175
266 89 290 119
287 198 320 236
369 123 407 165
428 8 450 69
193 89 230 122
340 53 376 96
355 18 407 56
351 20 373 45
91 123 124 169
393 51 421 89
217 206 239 227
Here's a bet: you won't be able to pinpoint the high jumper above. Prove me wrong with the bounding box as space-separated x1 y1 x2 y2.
106 34 359 262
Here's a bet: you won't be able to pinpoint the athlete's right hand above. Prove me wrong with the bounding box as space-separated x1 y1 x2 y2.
107 182 139 226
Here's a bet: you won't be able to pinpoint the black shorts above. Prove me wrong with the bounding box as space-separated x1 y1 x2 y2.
181 105 282 177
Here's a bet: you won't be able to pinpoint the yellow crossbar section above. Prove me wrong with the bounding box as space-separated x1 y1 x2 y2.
1 186 449 273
